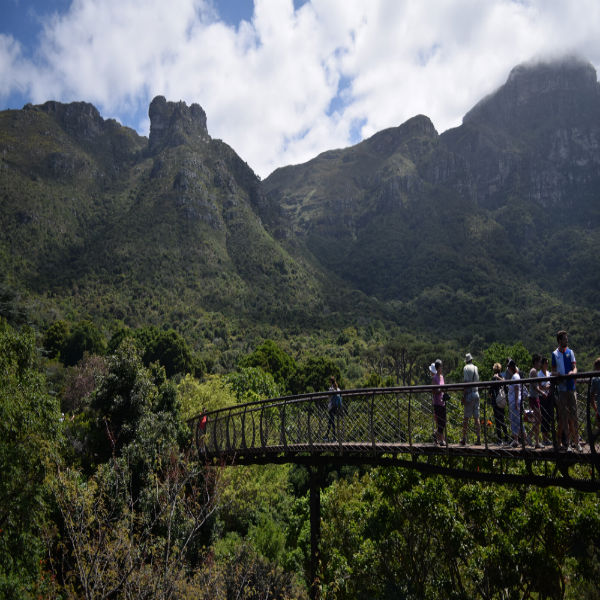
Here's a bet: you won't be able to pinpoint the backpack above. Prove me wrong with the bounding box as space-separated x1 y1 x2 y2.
496 387 507 409
333 394 342 413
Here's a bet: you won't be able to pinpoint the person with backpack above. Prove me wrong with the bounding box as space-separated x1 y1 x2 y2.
490 362 509 445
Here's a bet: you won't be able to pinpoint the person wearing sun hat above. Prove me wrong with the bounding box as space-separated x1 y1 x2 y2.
461 353 481 445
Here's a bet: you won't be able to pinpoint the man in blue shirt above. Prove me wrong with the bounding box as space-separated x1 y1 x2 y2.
551 330 581 452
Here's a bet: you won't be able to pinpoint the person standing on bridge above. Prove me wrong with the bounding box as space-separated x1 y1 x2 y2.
528 354 543 449
491 362 509 445
325 376 342 441
507 359 523 447
551 330 581 452
538 357 552 446
431 359 447 446
461 353 481 445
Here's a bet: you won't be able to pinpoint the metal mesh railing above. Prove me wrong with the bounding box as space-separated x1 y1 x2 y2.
190 372 600 462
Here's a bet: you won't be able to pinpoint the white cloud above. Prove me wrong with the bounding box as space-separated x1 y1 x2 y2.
1 0 600 177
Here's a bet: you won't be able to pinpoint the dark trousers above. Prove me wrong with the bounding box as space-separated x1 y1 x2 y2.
325 409 336 438
493 404 509 442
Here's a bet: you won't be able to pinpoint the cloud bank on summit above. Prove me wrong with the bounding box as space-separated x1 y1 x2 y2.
1 0 600 178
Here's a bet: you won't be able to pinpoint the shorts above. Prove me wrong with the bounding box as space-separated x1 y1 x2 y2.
463 396 480 420
557 390 577 423
529 396 540 410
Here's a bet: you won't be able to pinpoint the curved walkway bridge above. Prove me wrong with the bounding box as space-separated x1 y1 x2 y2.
190 372 600 492
190 371 600 599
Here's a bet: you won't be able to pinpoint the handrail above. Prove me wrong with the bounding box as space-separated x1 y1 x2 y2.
188 371 600 491
189 371 600 422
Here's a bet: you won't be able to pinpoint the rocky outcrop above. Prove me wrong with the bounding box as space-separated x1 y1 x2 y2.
463 56 599 130
29 100 106 142
441 56 600 210
148 96 209 154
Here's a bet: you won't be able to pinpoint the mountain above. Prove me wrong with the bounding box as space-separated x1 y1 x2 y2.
0 96 364 336
1 56 599 353
262 56 600 348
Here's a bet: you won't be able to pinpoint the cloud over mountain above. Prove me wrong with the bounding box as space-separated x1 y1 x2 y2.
1 0 600 178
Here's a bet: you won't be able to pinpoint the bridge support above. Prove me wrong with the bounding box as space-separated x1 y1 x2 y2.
309 466 321 600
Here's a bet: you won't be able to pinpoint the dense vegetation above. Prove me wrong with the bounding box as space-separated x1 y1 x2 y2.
2 310 599 599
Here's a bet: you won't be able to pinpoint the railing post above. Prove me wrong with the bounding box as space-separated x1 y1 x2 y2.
408 392 412 448
226 411 232 451
212 414 219 455
587 378 596 455
309 466 321 600
520 383 525 449
338 399 343 452
396 393 402 442
483 388 488 449
260 404 266 450
550 382 558 450
281 402 287 450
307 401 313 448
370 392 376 449
241 405 247 449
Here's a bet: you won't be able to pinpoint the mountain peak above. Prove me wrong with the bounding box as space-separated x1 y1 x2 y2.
26 100 106 142
463 56 599 128
148 96 209 154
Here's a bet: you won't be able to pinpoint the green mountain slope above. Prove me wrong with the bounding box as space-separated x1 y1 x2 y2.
0 98 354 333
1 57 599 354
262 57 600 349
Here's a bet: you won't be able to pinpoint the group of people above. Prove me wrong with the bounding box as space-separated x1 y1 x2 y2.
431 330 600 452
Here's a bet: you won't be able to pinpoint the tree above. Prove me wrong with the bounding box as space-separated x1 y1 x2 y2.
0 321 62 597
90 338 182 462
239 340 296 389
289 356 341 394
42 319 70 359
227 367 281 403
480 341 532 381
136 326 201 378
50 453 222 599
62 320 106 367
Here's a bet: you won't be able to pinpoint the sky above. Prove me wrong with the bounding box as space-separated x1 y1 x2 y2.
1 0 600 178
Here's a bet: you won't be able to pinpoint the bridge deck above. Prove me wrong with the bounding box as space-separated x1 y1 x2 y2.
190 372 600 489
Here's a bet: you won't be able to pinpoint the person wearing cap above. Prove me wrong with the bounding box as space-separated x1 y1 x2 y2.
430 359 446 446
461 353 481 445
551 330 581 452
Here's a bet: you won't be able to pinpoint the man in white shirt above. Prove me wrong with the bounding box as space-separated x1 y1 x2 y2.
461 353 481 445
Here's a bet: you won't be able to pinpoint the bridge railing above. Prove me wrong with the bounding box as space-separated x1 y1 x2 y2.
189 372 600 460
